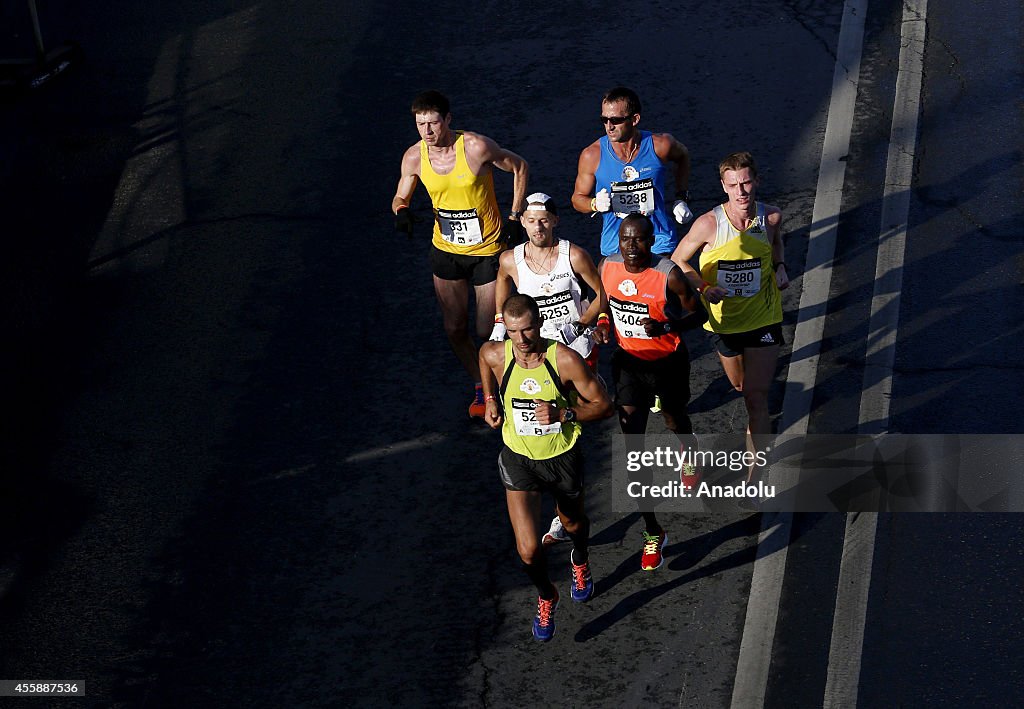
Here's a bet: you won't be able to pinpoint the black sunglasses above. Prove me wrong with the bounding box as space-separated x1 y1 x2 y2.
600 114 633 125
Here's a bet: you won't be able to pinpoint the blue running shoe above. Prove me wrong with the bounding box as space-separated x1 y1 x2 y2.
570 550 594 603
532 589 559 642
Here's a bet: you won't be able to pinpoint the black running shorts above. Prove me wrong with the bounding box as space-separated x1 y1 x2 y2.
612 346 691 418
498 444 584 499
710 322 784 358
429 245 501 285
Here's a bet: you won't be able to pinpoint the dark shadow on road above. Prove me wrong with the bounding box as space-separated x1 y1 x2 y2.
576 512 820 641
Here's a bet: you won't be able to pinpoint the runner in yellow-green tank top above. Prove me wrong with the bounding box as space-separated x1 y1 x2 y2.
478 294 612 642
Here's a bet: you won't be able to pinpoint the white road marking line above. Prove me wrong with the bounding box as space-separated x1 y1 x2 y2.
730 2 869 706
824 1 929 706
343 432 449 463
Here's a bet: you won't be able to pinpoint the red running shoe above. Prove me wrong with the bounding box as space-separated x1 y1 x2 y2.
640 530 667 571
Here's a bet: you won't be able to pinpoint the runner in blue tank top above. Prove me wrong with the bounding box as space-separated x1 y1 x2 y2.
571 87 694 257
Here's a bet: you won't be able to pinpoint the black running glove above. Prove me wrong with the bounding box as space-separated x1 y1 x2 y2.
502 217 525 246
395 207 414 236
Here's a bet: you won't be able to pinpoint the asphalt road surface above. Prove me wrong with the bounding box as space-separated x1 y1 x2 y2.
0 0 1021 707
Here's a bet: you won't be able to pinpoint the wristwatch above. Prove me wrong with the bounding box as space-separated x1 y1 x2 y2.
509 210 522 220
560 407 578 424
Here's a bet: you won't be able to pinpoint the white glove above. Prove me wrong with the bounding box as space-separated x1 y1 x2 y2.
672 199 693 224
488 321 507 341
594 188 611 213
558 321 582 344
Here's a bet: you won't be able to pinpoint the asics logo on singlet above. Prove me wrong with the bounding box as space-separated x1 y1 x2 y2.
549 272 570 281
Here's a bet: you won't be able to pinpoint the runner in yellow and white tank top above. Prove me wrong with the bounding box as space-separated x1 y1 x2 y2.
392 90 529 419
698 201 782 334
671 152 789 487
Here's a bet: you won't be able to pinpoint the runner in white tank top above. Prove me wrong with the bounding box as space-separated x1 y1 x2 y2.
491 193 609 365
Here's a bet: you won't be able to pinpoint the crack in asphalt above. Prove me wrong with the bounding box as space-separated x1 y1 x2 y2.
782 0 840 62
476 553 502 707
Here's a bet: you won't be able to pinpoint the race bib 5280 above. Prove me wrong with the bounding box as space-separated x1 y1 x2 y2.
716 258 762 297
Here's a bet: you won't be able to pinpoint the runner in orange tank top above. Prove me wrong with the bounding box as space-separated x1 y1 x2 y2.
600 214 707 571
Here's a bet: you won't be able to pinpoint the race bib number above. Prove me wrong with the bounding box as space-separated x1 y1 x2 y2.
716 258 762 297
511 398 561 437
536 290 580 339
437 208 483 245
610 178 655 215
609 297 651 339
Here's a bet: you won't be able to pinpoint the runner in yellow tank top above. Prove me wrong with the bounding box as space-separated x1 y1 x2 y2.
418 133 504 256
392 90 529 418
479 294 612 641
671 152 790 487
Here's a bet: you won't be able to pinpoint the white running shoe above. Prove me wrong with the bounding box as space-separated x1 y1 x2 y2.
542 515 570 545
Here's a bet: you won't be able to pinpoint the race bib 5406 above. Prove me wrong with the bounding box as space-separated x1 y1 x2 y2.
609 297 651 339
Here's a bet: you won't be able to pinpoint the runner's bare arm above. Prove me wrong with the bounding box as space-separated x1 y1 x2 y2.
667 266 706 321
670 212 727 303
495 251 517 315
464 132 529 214
391 144 421 213
533 346 612 425
593 257 611 344
489 252 517 341
640 267 707 336
570 142 602 214
767 206 789 290
653 133 691 196
479 342 506 428
568 244 607 327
